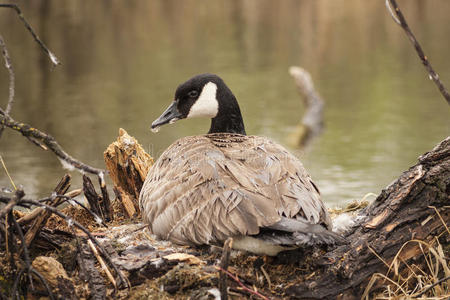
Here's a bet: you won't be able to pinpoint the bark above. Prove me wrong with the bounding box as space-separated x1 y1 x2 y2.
77 240 106 300
286 137 450 299
82 175 103 219
104 128 154 217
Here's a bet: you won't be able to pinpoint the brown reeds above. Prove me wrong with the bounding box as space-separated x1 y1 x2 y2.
363 209 450 299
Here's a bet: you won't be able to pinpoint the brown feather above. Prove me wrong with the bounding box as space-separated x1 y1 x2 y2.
139 133 332 246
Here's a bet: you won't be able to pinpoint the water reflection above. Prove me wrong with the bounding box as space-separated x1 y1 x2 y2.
0 0 449 205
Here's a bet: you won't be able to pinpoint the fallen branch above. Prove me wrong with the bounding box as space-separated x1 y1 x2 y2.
87 239 117 290
386 0 450 105
215 266 269 300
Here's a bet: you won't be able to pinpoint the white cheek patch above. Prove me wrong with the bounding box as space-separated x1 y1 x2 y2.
187 82 219 119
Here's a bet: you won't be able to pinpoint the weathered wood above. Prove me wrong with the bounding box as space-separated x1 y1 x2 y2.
24 174 71 248
78 240 106 300
286 137 450 299
17 189 82 225
114 186 136 218
288 66 324 147
83 175 103 219
104 128 153 216
98 174 112 221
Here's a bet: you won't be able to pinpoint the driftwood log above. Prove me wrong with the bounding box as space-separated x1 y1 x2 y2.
286 137 449 299
288 66 324 147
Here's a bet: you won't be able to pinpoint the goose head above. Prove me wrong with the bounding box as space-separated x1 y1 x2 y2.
151 73 246 135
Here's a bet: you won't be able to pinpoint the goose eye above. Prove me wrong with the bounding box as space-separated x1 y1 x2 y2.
188 90 198 98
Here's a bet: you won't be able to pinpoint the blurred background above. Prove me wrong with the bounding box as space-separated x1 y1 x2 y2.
0 0 449 206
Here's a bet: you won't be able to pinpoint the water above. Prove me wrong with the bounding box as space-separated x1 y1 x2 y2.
0 0 449 206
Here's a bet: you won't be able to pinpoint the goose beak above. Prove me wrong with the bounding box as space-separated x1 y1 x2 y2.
151 100 183 132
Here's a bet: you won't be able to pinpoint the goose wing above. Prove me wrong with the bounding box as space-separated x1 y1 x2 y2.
139 133 331 246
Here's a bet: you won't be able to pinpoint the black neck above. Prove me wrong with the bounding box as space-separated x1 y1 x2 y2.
208 92 246 135
208 113 246 135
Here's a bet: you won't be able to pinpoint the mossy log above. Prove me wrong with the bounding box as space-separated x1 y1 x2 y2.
286 137 449 299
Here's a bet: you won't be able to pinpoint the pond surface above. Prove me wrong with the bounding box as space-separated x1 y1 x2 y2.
1 0 449 206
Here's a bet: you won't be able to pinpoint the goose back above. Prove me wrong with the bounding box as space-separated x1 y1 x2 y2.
139 133 331 246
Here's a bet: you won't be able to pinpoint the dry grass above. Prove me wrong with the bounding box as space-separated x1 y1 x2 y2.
362 209 449 300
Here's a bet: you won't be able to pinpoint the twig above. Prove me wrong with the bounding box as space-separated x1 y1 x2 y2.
215 266 269 300
30 267 56 300
18 189 82 225
30 187 107 227
428 206 450 235
414 275 450 297
218 238 233 300
11 267 24 300
386 0 450 105
0 36 14 114
260 265 272 291
24 175 71 248
0 35 15 139
10 211 34 292
0 114 105 175
0 196 31 209
0 155 17 190
87 239 117 290
0 4 60 66
0 189 24 220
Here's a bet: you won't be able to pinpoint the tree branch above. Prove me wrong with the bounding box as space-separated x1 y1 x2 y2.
0 35 15 139
0 113 105 175
0 4 60 66
386 0 450 105
0 36 14 115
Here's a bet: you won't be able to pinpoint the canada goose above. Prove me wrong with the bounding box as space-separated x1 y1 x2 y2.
139 74 342 256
